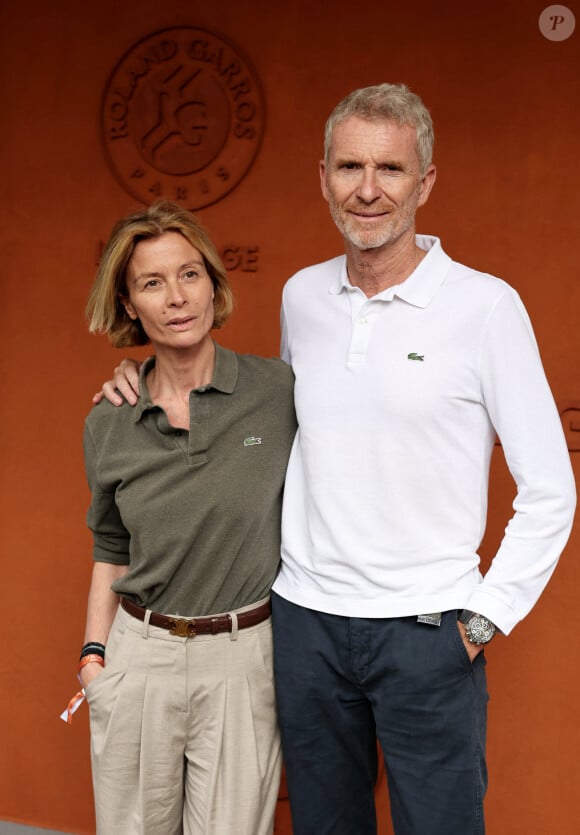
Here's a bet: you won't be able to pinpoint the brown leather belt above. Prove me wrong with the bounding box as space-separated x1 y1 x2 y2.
121 597 271 638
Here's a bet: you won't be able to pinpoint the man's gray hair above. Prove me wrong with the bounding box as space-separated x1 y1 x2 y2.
324 83 434 174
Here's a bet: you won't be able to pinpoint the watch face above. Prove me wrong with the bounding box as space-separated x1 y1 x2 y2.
467 615 495 644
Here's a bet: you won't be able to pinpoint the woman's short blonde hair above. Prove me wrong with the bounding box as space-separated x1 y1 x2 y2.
87 201 234 347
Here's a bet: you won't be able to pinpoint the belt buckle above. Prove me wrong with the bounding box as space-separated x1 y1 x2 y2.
169 617 197 638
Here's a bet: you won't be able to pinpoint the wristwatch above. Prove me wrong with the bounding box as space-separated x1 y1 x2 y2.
458 610 496 645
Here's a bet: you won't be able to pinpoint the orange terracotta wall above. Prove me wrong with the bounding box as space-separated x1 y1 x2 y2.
1 1 578 833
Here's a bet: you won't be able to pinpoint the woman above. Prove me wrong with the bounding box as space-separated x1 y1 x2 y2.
76 201 296 834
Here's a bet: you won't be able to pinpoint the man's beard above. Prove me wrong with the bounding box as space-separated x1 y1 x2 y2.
327 196 415 251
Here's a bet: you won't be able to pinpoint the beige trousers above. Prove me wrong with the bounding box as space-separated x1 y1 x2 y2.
86 600 281 835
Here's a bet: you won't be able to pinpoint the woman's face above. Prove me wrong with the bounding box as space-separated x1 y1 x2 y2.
122 232 215 352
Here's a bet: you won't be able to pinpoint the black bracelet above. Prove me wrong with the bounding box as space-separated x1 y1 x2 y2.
80 642 106 661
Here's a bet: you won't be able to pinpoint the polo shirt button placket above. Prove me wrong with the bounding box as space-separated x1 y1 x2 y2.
348 307 374 366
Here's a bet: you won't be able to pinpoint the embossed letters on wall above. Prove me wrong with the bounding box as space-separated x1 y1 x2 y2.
102 27 265 210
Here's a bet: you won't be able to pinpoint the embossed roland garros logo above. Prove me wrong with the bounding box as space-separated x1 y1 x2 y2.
101 27 265 210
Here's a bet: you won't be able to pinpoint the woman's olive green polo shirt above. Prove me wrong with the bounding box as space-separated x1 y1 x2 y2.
84 344 297 617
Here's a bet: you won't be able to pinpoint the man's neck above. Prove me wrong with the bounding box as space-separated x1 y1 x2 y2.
345 232 425 299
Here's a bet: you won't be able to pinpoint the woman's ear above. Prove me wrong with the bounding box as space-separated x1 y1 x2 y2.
119 295 138 321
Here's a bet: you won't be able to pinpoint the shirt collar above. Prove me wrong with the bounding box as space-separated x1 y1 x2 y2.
134 342 238 423
328 235 451 308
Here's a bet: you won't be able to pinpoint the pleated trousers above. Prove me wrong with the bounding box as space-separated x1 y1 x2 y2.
86 600 281 835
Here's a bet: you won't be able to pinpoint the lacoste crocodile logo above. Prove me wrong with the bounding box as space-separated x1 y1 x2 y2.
243 436 262 446
407 352 424 361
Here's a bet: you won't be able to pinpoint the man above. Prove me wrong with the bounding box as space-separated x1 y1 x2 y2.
99 84 575 835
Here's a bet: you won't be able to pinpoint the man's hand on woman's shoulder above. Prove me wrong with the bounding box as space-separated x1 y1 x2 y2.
93 358 142 406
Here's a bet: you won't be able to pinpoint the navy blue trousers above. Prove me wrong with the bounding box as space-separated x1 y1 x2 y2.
272 594 488 835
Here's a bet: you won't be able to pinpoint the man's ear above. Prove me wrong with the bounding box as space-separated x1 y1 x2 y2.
319 159 330 202
119 295 138 321
417 164 437 208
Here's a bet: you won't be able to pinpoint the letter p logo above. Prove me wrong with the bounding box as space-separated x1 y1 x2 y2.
539 5 576 41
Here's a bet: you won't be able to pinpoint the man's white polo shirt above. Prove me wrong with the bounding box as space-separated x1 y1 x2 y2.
273 236 575 634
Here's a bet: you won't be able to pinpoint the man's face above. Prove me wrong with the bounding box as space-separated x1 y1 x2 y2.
320 116 436 252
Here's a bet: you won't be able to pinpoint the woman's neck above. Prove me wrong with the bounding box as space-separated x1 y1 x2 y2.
146 338 216 416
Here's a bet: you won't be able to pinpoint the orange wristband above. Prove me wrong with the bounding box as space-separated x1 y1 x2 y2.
77 654 105 677
61 655 105 726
